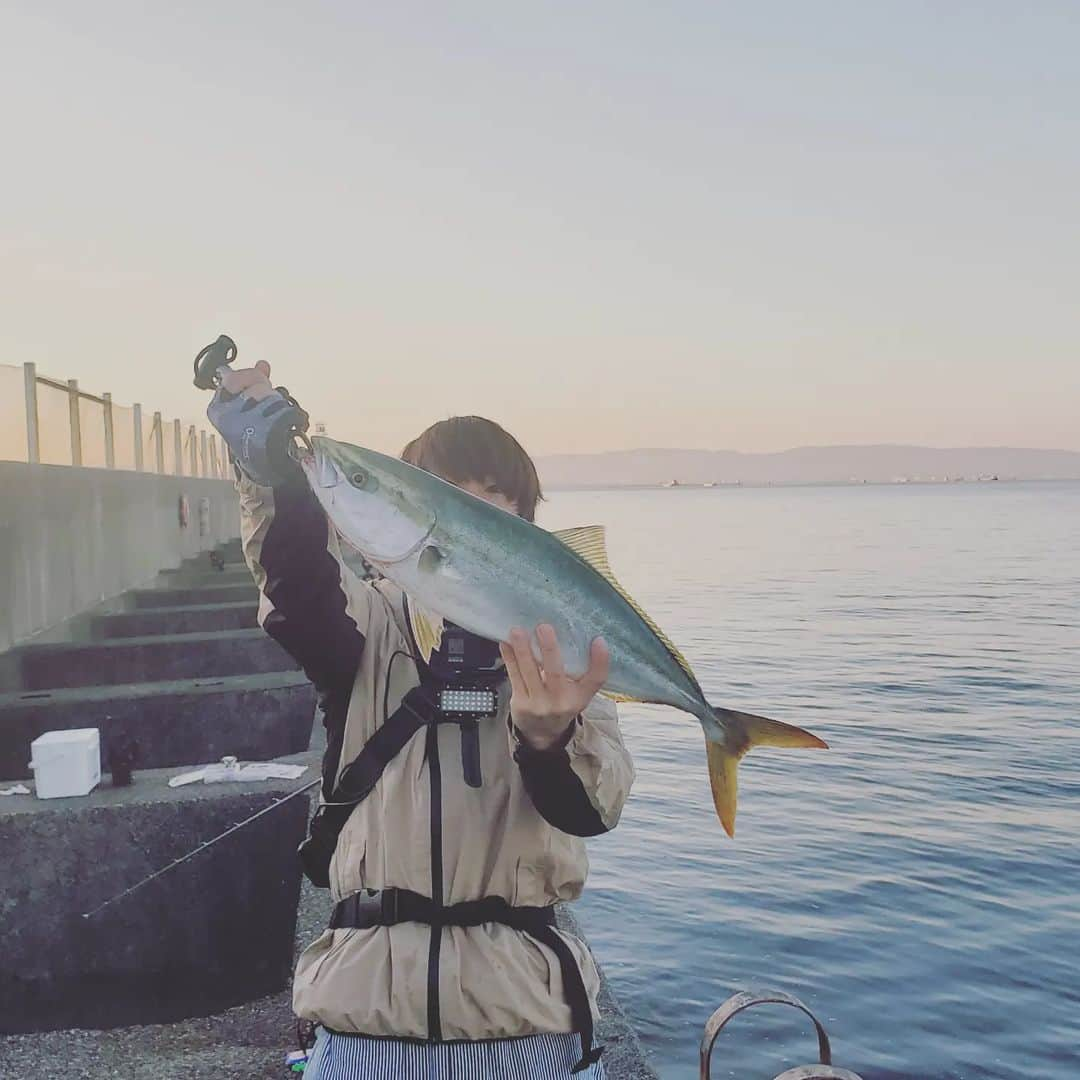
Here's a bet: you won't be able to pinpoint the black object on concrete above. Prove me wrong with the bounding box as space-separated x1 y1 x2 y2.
106 734 138 786
0 673 316 780
0 764 310 1034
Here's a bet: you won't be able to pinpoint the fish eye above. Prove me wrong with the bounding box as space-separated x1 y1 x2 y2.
349 469 377 490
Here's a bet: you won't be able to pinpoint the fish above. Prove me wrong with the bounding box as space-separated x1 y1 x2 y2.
300 435 827 836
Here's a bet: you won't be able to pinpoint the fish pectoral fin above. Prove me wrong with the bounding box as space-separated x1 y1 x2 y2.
409 602 444 661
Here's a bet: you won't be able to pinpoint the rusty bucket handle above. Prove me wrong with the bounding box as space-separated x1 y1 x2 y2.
700 989 849 1080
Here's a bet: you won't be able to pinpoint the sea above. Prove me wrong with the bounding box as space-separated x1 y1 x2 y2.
537 481 1079 1080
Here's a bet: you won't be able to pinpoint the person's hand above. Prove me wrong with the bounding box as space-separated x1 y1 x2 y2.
220 360 275 401
499 624 610 750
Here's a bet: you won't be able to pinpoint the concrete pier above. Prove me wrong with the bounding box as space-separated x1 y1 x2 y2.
0 529 657 1076
0 673 315 779
0 544 314 778
0 537 318 1034
0 876 658 1079
0 762 310 1034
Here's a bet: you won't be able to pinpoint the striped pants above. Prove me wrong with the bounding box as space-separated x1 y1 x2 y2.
303 1027 607 1079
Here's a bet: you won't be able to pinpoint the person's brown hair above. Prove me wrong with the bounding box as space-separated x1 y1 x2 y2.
401 416 543 521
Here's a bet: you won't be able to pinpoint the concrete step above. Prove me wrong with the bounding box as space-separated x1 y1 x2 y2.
90 602 258 639
0 629 297 692
170 553 246 569
0 672 316 780
128 584 258 609
174 539 243 569
157 565 251 586
0 762 311 1033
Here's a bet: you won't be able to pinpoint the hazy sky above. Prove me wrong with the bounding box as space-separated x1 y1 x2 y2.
2 2 1077 456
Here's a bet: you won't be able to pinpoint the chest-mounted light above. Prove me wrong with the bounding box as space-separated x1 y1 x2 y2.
437 686 498 718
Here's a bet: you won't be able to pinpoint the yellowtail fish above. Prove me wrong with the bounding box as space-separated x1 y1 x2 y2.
301 436 827 835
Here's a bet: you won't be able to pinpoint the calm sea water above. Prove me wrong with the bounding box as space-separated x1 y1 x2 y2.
538 482 1079 1080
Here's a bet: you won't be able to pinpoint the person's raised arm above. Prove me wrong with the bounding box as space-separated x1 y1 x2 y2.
225 362 371 703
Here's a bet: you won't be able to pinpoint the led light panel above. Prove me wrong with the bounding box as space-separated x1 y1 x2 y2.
438 687 498 716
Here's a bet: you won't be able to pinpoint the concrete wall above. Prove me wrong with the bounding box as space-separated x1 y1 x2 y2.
0 766 308 1033
0 461 240 652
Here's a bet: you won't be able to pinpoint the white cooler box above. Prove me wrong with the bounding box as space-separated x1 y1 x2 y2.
29 728 101 799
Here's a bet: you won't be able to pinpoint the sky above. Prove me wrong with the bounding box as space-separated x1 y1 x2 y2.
1 1 1077 456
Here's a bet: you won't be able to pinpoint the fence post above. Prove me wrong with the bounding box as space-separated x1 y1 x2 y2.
102 392 116 469
209 435 220 478
133 404 144 471
200 430 209 477
23 363 40 464
187 425 196 476
67 379 82 466
173 420 183 475
153 412 164 473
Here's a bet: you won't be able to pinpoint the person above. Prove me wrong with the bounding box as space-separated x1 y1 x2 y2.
218 361 635 1079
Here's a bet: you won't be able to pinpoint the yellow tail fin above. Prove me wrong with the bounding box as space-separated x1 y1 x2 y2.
705 740 741 838
705 709 828 837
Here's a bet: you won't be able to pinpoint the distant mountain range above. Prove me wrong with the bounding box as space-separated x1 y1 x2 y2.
536 445 1080 489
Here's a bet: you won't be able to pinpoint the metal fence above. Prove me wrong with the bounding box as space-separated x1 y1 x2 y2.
1 362 229 479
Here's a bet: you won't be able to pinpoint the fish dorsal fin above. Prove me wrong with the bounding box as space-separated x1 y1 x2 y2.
552 525 696 685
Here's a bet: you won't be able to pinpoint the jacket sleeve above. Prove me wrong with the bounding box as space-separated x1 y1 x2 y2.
237 469 373 703
511 695 635 837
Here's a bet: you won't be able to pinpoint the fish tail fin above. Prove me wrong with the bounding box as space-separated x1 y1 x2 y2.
704 707 828 838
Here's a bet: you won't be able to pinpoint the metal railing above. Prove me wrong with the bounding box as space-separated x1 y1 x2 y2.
19 362 229 479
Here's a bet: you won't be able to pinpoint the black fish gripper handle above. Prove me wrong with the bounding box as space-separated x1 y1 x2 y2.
193 334 238 390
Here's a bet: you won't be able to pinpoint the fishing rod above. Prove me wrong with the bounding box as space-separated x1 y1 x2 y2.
81 778 321 919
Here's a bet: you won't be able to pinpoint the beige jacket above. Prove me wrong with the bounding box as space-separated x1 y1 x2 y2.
237 473 635 1043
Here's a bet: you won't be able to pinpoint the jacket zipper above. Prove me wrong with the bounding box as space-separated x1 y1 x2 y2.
426 721 443 1041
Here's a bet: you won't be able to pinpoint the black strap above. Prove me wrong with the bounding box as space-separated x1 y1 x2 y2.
460 719 482 788
299 685 439 887
330 888 603 1073
335 684 437 801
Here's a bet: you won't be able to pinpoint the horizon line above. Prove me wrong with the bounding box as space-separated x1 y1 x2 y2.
536 442 1080 459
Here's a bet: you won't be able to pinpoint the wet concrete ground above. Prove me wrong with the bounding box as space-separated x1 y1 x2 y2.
1 732 656 1078
0 873 656 1079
